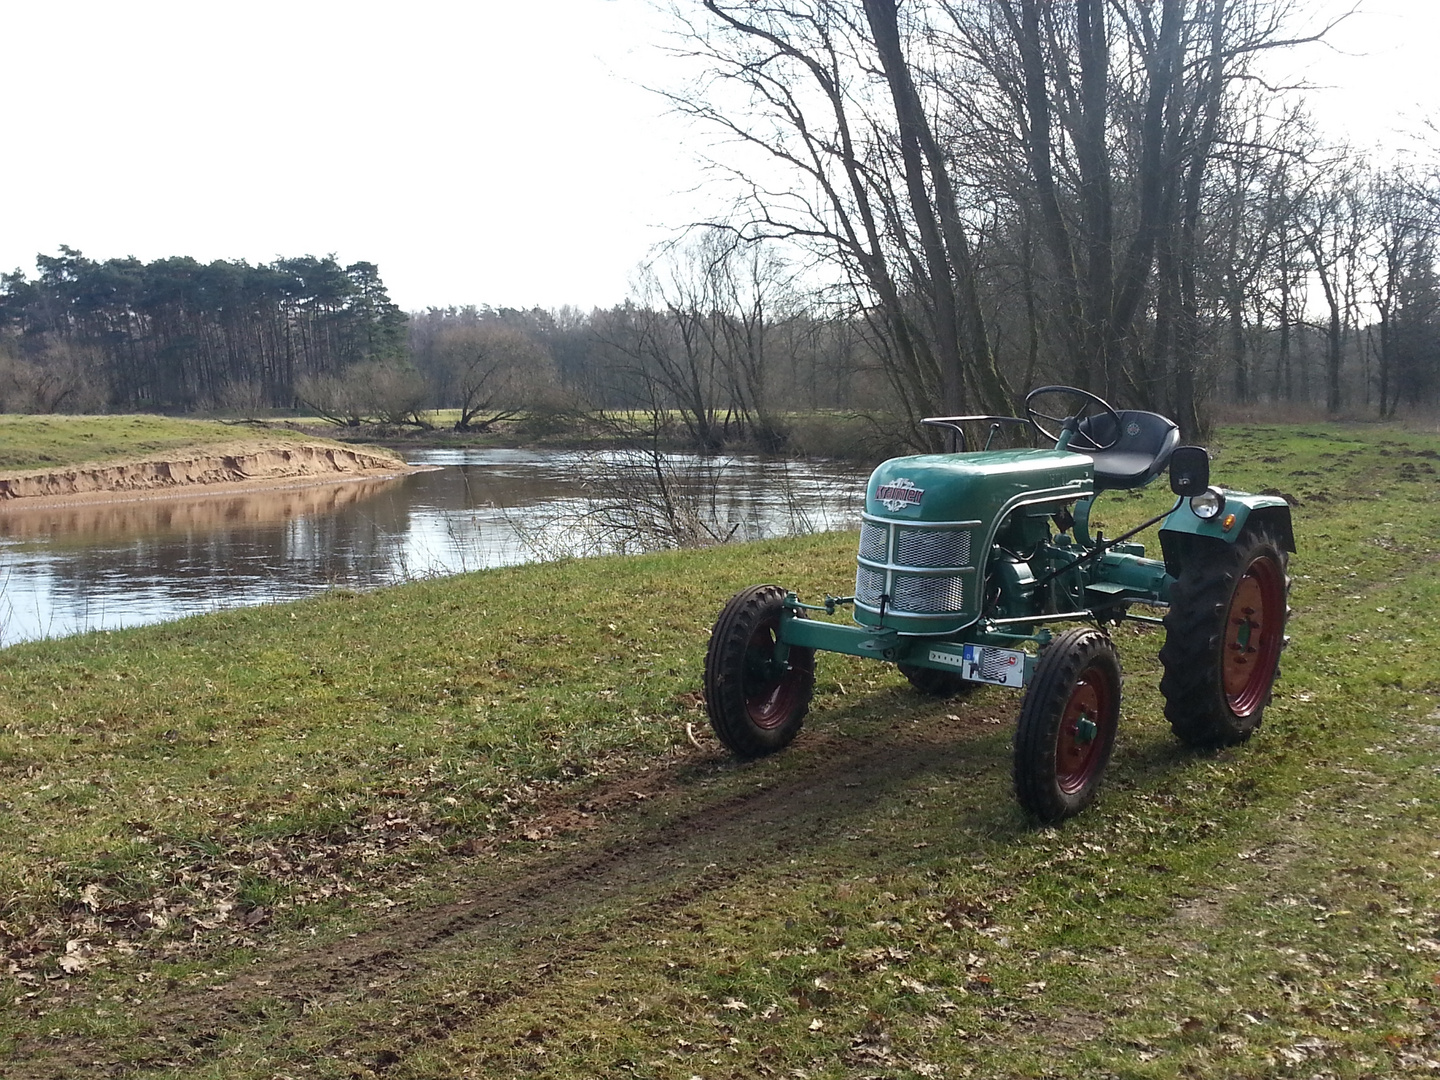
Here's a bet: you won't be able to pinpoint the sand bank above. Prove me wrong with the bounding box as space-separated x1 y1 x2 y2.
0 440 425 509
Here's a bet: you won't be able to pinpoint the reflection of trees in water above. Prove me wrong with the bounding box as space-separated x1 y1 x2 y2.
507 447 862 559
0 452 862 643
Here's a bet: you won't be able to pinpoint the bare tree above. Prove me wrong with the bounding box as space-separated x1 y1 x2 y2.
946 0 1328 434
0 340 106 414
1361 165 1439 416
1297 155 1365 413
598 263 727 450
662 1 1011 434
1208 94 1311 404
432 324 556 431
660 1 1330 440
408 308 566 431
295 361 430 428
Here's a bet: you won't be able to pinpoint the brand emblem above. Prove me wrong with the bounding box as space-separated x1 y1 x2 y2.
876 477 924 512
1126 421 1141 437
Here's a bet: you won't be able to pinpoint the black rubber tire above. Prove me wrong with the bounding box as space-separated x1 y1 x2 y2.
704 585 816 758
1012 627 1122 823
897 663 976 699
1160 526 1291 747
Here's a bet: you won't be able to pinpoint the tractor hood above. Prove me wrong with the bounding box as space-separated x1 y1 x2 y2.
854 449 1096 635
865 449 1095 525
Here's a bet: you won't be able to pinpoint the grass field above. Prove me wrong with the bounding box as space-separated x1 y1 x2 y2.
0 414 322 473
1 423 1438 1078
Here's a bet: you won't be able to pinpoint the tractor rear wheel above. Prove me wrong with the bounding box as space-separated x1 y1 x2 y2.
704 585 815 758
897 663 975 699
1160 526 1290 747
1012 627 1121 823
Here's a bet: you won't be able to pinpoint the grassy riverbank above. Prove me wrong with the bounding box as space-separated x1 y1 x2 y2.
2 423 1439 1078
0 414 410 504
0 410 901 473
0 415 311 473
293 408 908 464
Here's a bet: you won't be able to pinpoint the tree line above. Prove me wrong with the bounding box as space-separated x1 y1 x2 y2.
0 248 405 413
4 1 1440 449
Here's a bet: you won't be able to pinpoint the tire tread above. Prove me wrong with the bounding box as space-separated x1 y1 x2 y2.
1012 627 1121 823
704 584 814 758
1159 527 1290 747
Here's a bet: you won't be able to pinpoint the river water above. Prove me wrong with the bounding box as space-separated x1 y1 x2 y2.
0 448 865 646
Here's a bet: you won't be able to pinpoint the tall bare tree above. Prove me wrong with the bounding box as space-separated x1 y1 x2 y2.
665 1 1011 434
1361 166 1439 416
663 1 1329 440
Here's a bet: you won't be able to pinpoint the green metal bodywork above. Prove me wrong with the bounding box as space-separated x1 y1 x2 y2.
854 450 1092 635
1157 489 1295 554
775 441 1293 692
864 449 1094 524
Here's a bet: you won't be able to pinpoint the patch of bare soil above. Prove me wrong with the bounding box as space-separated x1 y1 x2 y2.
0 441 422 507
4 707 1008 1078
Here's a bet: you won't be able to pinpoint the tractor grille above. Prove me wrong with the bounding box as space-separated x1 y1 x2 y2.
855 516 975 620
855 565 886 607
854 566 966 614
858 521 889 563
895 526 970 567
892 574 964 613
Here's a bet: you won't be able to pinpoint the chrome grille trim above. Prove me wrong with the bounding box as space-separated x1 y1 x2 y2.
855 514 978 619
855 565 887 607
862 513 984 529
857 515 977 574
858 521 889 563
894 526 970 568
891 574 964 614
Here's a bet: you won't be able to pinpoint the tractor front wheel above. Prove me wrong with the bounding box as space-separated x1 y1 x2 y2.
897 663 975 699
704 585 816 758
1160 526 1290 747
1012 627 1122 823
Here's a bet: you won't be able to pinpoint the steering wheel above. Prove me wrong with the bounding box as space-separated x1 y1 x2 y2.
1023 385 1122 452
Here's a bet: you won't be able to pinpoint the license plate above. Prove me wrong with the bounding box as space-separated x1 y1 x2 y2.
957 644 1025 687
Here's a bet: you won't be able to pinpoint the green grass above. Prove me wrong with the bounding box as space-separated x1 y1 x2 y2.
0 414 315 472
2 422 1439 1078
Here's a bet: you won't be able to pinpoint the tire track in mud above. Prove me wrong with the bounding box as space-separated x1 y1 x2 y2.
10 711 1014 1079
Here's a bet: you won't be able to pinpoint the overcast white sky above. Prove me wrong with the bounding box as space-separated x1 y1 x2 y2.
2 0 1436 313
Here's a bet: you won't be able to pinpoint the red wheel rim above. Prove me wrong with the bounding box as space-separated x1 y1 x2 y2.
743 617 810 730
1055 664 1114 795
1222 554 1286 716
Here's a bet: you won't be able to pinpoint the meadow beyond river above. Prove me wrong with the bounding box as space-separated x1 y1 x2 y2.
0 448 864 646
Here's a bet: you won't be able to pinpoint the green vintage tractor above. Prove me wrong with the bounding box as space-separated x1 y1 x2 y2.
703 386 1294 822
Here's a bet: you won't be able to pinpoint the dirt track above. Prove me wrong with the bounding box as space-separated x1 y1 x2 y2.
8 705 1008 1078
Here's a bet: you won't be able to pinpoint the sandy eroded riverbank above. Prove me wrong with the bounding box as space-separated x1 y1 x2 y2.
0 440 423 508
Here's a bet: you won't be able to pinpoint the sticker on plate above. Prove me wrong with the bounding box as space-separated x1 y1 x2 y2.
958 644 1025 687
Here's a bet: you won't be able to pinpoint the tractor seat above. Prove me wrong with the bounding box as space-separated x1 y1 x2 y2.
1074 410 1181 491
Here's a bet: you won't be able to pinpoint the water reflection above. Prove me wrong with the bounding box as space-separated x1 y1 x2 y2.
0 475 403 541
0 448 863 645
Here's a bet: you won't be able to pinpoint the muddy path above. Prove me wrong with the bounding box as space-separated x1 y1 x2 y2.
9 704 1017 1078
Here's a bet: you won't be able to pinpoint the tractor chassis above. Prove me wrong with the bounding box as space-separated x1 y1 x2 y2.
771 542 1170 693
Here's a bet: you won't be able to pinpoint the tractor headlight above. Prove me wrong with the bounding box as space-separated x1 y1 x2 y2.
1189 487 1226 520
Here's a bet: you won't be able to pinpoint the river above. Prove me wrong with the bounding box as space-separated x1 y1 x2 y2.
0 448 865 646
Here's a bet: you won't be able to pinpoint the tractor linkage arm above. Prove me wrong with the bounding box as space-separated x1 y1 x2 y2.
1027 497 1182 594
